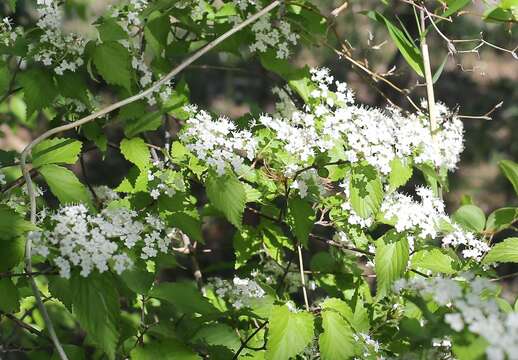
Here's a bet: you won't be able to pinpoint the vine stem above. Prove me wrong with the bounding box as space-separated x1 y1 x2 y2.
18 2 281 359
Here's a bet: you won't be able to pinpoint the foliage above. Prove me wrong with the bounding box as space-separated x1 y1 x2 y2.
0 1 517 359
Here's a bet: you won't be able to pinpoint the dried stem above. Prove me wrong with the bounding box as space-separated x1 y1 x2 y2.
18 3 281 359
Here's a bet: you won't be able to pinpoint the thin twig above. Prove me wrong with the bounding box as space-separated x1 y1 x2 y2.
18 3 281 359
232 321 268 360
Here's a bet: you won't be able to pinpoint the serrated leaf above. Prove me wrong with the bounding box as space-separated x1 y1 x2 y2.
365 11 424 76
483 237 518 264
72 274 120 360
288 197 315 247
97 18 128 42
452 205 486 233
350 164 383 219
0 204 37 240
319 298 356 360
92 41 133 91
56 71 90 104
32 138 82 168
388 158 413 190
150 281 218 315
0 236 24 272
486 207 518 232
205 172 246 229
39 164 92 206
0 278 20 313
18 68 58 116
120 137 151 171
375 230 409 298
266 305 314 360
411 249 456 274
499 160 518 195
130 341 201 360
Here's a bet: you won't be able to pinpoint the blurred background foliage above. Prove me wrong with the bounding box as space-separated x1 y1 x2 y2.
0 0 517 290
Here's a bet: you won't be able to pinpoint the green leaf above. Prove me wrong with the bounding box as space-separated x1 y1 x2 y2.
388 158 413 190
0 204 37 240
233 228 262 269
39 164 92 206
48 276 73 310
365 11 424 76
51 345 86 360
432 54 449 84
205 172 246 229
120 268 155 294
411 249 456 274
350 164 383 219
71 274 120 360
32 138 82 168
92 41 133 91
266 305 314 360
150 281 218 315
18 68 58 116
120 137 151 171
168 212 203 243
375 230 409 298
319 298 356 360
452 205 486 233
259 51 314 102
0 278 20 313
0 237 25 272
130 341 201 360
486 207 518 232
483 237 518 264
442 0 472 17
56 71 90 104
288 197 315 247
97 18 128 42
123 111 163 138
499 160 518 195
144 12 170 55
192 323 241 351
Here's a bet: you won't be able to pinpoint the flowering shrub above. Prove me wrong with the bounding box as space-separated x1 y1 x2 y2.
0 1 517 359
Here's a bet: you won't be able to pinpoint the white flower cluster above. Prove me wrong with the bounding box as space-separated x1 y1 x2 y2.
381 187 489 261
31 0 86 75
381 187 447 239
442 225 490 261
180 105 257 176
262 68 464 177
30 204 171 278
249 15 299 59
208 276 265 309
353 333 381 359
93 185 120 203
110 0 148 34
147 160 186 200
290 169 325 199
227 1 299 59
395 276 518 360
0 17 20 47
